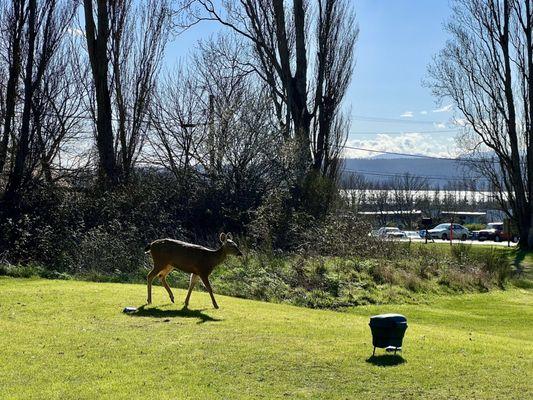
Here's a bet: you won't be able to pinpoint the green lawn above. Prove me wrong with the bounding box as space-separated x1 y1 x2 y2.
0 278 532 399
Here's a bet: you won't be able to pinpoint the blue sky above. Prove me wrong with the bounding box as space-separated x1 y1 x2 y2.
165 0 458 158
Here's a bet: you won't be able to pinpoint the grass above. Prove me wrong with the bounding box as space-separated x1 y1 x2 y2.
512 249 533 281
0 277 532 399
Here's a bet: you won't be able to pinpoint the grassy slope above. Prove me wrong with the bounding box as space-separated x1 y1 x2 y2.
0 279 532 399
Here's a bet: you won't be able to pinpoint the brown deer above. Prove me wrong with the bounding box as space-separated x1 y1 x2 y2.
144 233 242 309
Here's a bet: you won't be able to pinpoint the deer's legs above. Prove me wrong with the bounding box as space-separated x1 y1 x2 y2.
184 273 199 308
200 275 219 309
146 269 158 304
160 273 174 303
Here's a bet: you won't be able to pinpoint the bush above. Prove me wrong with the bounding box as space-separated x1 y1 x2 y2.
465 223 486 231
73 221 144 275
477 248 512 287
0 171 516 310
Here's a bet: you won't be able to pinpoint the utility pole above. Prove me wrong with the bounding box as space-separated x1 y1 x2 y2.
450 217 454 246
208 94 215 171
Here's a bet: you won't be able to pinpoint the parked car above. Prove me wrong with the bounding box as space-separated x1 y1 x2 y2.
377 227 406 239
428 223 470 241
404 230 422 239
477 222 519 243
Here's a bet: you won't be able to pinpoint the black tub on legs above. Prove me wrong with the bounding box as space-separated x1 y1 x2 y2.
369 313 407 355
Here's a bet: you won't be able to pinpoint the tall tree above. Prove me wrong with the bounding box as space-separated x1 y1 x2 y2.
83 0 170 183
83 0 118 184
190 0 358 179
429 0 533 249
109 0 170 182
149 34 282 199
3 0 76 202
0 0 25 177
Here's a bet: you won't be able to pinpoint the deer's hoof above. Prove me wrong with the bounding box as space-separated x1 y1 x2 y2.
214 304 219 309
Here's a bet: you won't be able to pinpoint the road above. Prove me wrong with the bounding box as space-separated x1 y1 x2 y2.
403 238 517 247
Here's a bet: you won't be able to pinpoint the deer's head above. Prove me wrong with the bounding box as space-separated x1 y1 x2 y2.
220 232 243 256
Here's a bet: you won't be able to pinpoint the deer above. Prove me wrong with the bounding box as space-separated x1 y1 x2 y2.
144 233 242 309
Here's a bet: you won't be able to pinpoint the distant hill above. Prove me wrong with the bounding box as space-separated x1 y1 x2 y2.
341 157 478 188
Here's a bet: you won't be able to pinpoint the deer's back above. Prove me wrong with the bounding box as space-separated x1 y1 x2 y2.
149 238 216 274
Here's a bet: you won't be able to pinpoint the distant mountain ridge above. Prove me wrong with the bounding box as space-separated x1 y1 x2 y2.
341 157 476 188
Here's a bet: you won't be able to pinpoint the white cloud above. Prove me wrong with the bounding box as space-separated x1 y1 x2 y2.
432 104 453 113
344 133 459 159
433 122 446 129
400 111 414 118
454 118 468 127
420 110 428 115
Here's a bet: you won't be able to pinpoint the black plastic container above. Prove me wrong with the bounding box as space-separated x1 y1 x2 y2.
369 313 408 355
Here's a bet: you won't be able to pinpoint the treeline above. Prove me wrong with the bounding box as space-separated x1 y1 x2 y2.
344 172 501 209
0 0 361 271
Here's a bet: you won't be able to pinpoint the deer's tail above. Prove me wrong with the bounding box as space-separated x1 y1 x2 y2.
144 243 151 254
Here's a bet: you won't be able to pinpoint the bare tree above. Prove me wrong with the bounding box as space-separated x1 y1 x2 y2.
189 0 358 179
389 173 429 228
30 39 87 184
0 0 25 178
3 0 76 203
83 0 118 183
109 0 171 182
428 0 533 249
83 0 171 184
148 65 208 186
149 33 283 201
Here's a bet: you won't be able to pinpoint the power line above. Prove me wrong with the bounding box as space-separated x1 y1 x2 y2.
348 129 461 136
344 168 471 180
343 168 490 183
351 114 451 125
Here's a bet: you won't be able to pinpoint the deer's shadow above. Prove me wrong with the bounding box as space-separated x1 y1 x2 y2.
130 305 221 324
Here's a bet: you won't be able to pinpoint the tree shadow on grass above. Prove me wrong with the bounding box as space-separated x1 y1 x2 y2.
130 305 221 324
366 354 406 367
513 250 529 276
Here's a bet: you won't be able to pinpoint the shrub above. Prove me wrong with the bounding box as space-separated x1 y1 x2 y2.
477 248 512 287
0 171 516 311
464 223 486 231
72 221 145 275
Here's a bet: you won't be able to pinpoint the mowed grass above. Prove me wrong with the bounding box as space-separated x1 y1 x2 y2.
0 278 532 399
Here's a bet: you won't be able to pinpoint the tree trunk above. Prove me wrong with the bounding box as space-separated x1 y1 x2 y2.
84 0 118 184
4 0 37 203
500 0 530 250
524 0 533 248
0 1 25 177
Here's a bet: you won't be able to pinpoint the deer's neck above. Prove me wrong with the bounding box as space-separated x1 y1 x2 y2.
212 246 228 266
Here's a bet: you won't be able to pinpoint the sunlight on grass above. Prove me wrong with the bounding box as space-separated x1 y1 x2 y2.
0 278 531 399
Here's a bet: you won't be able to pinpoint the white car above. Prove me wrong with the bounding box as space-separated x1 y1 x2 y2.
377 227 406 239
428 223 470 241
404 231 422 239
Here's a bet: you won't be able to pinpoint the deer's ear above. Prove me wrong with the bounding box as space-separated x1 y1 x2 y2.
220 233 227 243
226 232 233 240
